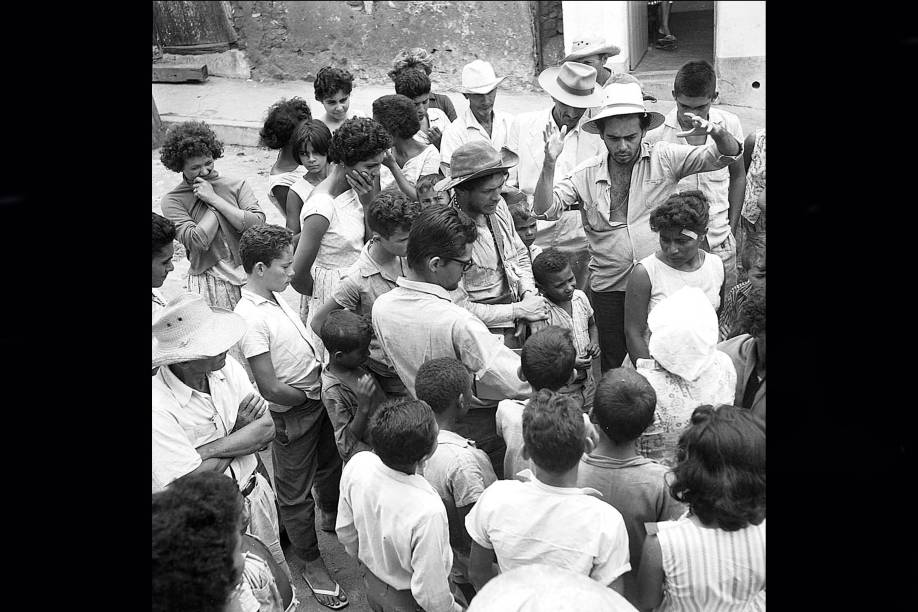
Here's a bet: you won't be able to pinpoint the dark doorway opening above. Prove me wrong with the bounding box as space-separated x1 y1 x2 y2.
633 4 714 73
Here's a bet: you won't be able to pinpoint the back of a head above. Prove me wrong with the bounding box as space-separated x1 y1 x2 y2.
406 203 477 272
367 191 420 239
152 212 176 255
369 397 438 466
671 405 766 531
320 309 373 355
673 59 717 98
520 326 576 391
522 389 585 473
259 97 313 149
327 116 392 167
738 285 766 338
592 368 657 444
415 357 471 414
372 94 421 140
649 190 709 234
393 67 431 99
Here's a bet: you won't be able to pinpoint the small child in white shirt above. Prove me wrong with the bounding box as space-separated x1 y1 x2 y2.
466 389 631 594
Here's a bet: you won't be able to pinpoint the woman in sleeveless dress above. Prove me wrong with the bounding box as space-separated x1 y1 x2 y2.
284 119 332 245
261 98 313 229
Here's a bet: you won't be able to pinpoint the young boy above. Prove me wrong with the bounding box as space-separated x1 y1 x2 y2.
320 310 388 463
416 357 498 604
234 225 346 608
393 67 451 149
415 173 451 207
508 201 542 262
314 65 364 133
532 248 600 410
577 368 686 606
496 325 592 480
152 212 176 317
337 398 463 612
719 233 765 341
466 389 631 593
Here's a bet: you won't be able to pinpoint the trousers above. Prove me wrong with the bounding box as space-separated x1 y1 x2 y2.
590 289 627 372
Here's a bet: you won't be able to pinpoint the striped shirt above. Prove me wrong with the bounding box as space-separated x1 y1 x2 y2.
653 516 766 611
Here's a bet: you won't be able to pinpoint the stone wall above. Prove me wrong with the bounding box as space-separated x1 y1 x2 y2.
227 0 538 90
536 0 564 70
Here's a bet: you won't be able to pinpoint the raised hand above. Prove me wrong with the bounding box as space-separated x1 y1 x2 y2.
346 169 376 207
192 177 217 204
543 124 568 162
354 374 379 415
675 112 716 138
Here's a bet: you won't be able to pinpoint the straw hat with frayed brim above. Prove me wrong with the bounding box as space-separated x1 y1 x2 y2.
562 37 622 62
537 62 605 108
582 82 665 134
456 59 507 94
435 141 518 192
152 293 248 368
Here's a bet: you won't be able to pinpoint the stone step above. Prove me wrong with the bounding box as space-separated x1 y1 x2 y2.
160 114 263 147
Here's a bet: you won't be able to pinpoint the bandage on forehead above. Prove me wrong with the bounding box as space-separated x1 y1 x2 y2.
680 229 698 240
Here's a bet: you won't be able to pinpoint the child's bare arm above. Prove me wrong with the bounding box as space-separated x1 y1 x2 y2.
347 374 380 442
636 534 665 610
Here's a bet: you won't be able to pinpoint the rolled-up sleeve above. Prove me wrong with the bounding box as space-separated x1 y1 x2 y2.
545 174 582 221
663 140 742 182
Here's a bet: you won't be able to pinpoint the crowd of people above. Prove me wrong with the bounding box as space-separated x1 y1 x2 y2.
153 41 766 612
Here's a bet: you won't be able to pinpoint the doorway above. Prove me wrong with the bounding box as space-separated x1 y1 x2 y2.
631 1 714 73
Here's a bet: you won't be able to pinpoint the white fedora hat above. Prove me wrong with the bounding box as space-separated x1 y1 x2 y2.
457 59 506 94
562 36 622 62
582 82 665 134
152 293 247 368
537 61 605 108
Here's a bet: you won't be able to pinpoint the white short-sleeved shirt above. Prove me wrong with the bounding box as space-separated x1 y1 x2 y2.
266 166 308 216
465 470 631 585
422 430 497 508
379 144 441 190
151 355 257 492
440 107 516 169
299 190 365 270
234 288 323 401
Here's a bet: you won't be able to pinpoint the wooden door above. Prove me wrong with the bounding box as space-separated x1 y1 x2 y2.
152 1 237 55
627 1 649 71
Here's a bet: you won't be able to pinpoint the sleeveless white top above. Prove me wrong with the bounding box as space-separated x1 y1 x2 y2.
642 251 724 316
266 166 308 216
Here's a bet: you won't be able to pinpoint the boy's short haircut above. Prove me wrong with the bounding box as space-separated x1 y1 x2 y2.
415 358 471 414
369 397 438 466
320 310 373 355
239 224 293 274
314 66 355 100
415 173 444 194
292 119 333 158
406 203 477 271
393 67 431 99
502 186 528 208
368 191 420 238
522 389 585 473
592 368 657 444
152 212 176 256
520 326 577 392
673 60 717 99
507 201 534 226
531 247 570 287
372 94 422 140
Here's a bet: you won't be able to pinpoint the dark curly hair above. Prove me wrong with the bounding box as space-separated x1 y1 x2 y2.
649 190 709 234
670 405 766 531
523 389 586 473
674 60 716 98
521 326 577 392
292 119 332 159
159 121 224 173
153 212 176 256
314 66 355 101
592 368 657 443
415 357 471 414
369 397 438 467
372 94 421 140
239 224 293 273
394 68 431 100
406 203 477 271
327 117 392 167
738 286 766 338
368 191 420 239
152 471 244 612
388 48 435 80
320 309 373 355
531 247 571 287
259 97 313 149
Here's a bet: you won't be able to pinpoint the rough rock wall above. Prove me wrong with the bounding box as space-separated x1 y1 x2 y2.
228 0 538 90
536 0 564 70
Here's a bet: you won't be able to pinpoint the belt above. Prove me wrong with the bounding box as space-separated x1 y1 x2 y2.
240 472 258 497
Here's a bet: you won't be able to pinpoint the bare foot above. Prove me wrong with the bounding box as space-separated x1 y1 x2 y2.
302 557 347 609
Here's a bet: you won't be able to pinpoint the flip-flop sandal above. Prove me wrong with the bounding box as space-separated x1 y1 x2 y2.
655 39 678 51
302 574 349 610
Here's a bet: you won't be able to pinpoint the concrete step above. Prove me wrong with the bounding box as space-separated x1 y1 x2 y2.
160 113 263 147
630 70 678 103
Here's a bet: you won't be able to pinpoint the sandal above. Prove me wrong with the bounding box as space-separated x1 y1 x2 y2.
302 574 349 610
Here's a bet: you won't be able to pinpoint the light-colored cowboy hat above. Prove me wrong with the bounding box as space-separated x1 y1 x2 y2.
537 61 605 108
562 36 621 62
435 141 518 192
152 293 247 368
582 82 665 134
605 72 658 103
456 59 506 94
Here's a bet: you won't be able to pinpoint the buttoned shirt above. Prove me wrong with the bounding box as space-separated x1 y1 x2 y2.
414 107 452 146
234 288 323 402
440 108 517 185
545 141 740 292
645 108 744 248
152 355 257 492
372 277 530 400
337 451 462 612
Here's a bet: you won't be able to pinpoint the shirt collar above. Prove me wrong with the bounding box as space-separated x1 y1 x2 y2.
360 241 404 281
157 363 227 407
438 429 474 448
240 287 282 307
395 277 454 302
464 107 495 133
515 468 603 497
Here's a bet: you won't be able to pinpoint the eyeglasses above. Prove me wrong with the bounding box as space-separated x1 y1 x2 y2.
442 257 474 271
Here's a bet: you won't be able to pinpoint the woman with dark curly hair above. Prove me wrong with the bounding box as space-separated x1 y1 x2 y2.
624 190 725 362
373 94 440 201
260 97 313 220
284 119 332 241
314 66 365 133
637 404 766 611
291 116 391 361
159 121 266 311
389 47 457 121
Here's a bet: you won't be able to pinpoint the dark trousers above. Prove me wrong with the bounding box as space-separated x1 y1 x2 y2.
453 404 507 480
591 289 627 372
271 400 342 563
361 563 423 612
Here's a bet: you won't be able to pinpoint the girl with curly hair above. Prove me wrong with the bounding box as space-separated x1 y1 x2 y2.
291 116 392 361
637 404 766 611
159 121 266 311
389 47 457 121
260 97 313 222
314 66 365 134
284 119 333 241
373 94 441 202
624 190 725 362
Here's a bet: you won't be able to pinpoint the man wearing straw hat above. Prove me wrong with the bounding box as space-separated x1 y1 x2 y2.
440 59 517 184
152 293 288 572
563 36 622 87
533 82 742 371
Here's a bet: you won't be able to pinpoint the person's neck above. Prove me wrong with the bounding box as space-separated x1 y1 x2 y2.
306 167 328 186
608 152 639 172
325 164 351 197
394 136 423 158
274 145 300 171
243 280 277 302
434 409 459 433
368 238 397 265
327 360 358 378
458 201 485 224
533 463 580 488
546 295 570 310
404 268 442 287
169 364 208 393
384 460 419 476
472 108 493 127
592 431 639 461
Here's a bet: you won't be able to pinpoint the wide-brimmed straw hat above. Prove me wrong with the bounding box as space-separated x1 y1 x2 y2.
582 82 665 134
435 141 519 192
562 36 621 62
537 62 605 108
456 60 506 94
152 293 247 368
